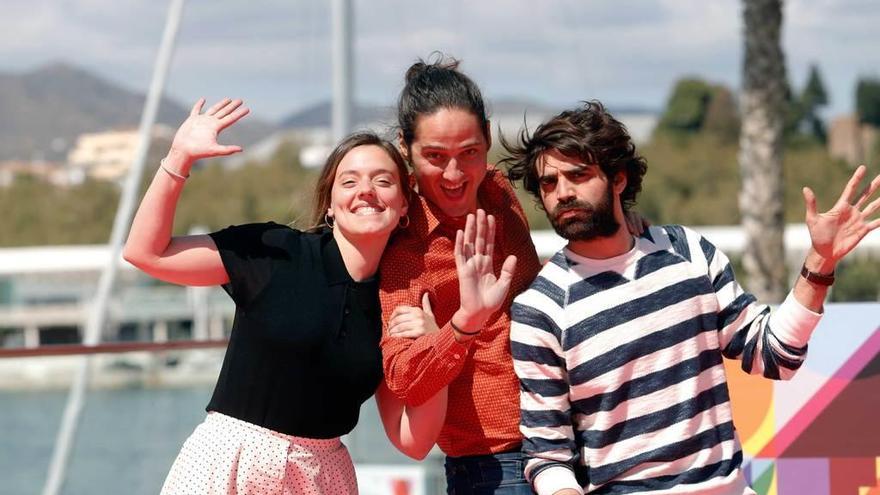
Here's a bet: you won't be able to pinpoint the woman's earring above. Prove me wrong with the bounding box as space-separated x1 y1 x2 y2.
398 214 410 229
325 213 335 228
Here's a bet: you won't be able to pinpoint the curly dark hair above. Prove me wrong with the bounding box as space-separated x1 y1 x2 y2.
500 101 647 211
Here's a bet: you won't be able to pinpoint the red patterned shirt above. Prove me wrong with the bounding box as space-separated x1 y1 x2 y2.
379 167 542 456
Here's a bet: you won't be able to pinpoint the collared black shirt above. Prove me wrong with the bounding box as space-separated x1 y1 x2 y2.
206 223 384 438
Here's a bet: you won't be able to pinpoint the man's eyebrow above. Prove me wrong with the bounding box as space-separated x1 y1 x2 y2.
420 139 482 151
561 163 597 173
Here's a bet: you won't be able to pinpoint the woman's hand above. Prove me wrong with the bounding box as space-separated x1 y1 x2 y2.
122 97 248 287
169 98 250 164
388 293 440 339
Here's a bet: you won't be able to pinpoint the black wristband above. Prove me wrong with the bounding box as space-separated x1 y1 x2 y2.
450 320 481 336
800 264 835 286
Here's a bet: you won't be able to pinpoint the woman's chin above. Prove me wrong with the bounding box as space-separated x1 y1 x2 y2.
337 221 397 241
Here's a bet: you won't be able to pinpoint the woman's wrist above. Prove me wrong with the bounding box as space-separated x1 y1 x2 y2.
163 147 194 174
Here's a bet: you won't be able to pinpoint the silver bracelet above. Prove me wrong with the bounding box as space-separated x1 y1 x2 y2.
160 158 190 180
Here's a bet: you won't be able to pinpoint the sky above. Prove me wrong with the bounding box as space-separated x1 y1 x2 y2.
3 0 879 123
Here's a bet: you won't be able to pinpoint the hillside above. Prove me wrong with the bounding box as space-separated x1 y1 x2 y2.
0 62 274 161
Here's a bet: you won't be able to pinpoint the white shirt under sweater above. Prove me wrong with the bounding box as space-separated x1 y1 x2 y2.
510 225 822 495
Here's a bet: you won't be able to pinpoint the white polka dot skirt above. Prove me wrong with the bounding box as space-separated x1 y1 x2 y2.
160 412 358 494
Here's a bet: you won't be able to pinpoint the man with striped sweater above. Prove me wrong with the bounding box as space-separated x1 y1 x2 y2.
501 101 880 494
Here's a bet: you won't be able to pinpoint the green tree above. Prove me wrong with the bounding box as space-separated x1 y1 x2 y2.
856 78 880 126
656 79 715 135
782 79 805 138
702 85 741 144
656 79 740 143
831 257 880 301
800 64 829 141
0 139 316 247
640 134 741 225
0 175 120 246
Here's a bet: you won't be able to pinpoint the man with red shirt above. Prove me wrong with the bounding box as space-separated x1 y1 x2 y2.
379 56 542 494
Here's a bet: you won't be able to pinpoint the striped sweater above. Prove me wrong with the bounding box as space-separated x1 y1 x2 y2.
511 225 822 495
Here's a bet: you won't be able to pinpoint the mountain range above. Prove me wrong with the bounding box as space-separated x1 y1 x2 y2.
0 62 657 163
0 62 274 162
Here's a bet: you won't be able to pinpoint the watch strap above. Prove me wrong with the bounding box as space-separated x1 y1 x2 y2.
800 264 835 286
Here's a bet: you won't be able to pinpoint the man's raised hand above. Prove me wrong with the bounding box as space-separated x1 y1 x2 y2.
804 164 880 264
453 209 517 331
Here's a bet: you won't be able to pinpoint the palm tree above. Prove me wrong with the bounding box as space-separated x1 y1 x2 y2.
739 0 788 302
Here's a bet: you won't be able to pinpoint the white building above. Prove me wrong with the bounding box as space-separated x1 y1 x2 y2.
67 125 174 183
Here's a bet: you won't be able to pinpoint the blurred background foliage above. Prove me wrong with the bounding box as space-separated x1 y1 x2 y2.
2 68 877 300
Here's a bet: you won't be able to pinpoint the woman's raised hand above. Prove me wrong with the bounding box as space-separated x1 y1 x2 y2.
169 98 250 162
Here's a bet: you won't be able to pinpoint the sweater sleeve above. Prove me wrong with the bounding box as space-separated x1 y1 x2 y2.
696 230 823 380
511 287 583 495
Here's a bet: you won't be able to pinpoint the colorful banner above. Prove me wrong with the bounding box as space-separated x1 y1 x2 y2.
727 303 880 494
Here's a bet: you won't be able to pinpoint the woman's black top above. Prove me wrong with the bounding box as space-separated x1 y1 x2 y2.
206 222 384 438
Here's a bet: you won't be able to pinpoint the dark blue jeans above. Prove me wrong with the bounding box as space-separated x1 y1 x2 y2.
444 451 535 494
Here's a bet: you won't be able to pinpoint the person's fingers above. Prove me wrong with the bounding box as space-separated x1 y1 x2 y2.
464 213 476 248
389 318 417 335
214 145 243 156
454 229 464 265
190 98 206 116
205 98 231 116
388 320 423 336
862 196 880 218
388 322 410 335
387 311 406 331
475 209 486 255
486 214 496 258
855 173 880 210
391 329 427 340
421 292 434 318
498 255 518 286
388 308 416 326
803 187 818 224
839 165 867 206
219 107 250 130
215 99 243 119
390 305 417 318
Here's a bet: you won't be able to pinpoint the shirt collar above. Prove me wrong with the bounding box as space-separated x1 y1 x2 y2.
410 166 506 236
320 228 353 286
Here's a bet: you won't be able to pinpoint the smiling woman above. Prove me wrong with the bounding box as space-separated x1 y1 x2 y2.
310 134 412 252
121 99 447 494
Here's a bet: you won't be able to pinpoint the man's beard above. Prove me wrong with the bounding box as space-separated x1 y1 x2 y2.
549 184 620 241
